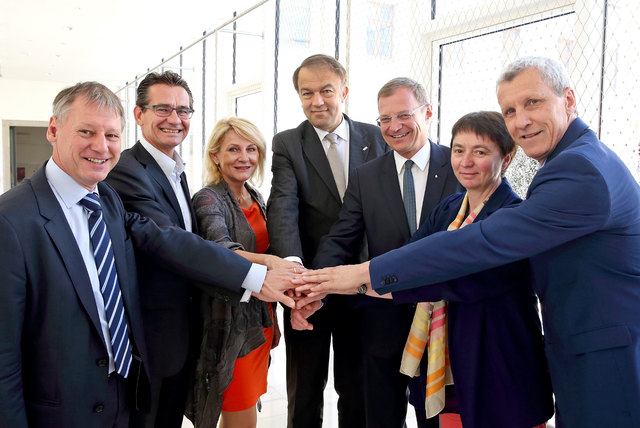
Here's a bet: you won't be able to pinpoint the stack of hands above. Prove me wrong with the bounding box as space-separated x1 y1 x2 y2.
254 262 372 331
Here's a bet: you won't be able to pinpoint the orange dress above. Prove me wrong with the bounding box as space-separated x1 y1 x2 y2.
221 201 275 412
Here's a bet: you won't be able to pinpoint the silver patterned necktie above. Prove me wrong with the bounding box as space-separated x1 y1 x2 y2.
325 133 346 200
79 192 132 377
403 159 417 234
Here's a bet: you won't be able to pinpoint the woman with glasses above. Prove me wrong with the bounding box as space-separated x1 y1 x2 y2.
185 117 297 428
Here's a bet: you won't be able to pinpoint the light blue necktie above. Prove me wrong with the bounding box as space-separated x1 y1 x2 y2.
79 193 132 377
403 160 417 234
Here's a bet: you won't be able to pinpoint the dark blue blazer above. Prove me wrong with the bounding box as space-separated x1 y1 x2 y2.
393 180 554 428
370 118 640 427
0 162 253 427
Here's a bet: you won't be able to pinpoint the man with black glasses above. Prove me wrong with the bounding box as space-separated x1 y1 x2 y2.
107 71 214 428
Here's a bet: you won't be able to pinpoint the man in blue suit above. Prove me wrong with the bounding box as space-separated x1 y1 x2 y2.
0 82 295 428
299 56 640 427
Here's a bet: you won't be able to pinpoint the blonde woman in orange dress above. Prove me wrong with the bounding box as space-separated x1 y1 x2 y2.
186 117 298 428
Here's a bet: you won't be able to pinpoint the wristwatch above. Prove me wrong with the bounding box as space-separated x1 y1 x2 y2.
357 284 367 294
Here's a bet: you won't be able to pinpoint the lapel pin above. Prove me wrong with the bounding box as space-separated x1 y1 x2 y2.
434 174 439 179
362 146 369 151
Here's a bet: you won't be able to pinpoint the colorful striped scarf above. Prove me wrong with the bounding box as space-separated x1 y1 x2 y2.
400 192 485 418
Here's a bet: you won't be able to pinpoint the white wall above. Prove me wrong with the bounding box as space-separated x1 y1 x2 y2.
0 78 69 192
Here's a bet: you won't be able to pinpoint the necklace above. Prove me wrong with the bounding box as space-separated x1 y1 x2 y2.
234 190 248 205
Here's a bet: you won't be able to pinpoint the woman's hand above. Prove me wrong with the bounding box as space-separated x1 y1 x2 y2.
265 255 306 273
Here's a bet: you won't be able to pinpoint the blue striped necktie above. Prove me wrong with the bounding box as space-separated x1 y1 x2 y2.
79 193 132 377
403 159 417 234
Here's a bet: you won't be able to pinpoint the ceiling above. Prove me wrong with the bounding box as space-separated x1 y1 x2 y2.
0 0 262 90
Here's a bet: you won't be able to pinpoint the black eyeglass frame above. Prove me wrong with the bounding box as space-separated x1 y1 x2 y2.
142 104 195 119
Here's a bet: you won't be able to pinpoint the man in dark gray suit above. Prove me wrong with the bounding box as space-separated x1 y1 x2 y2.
266 54 388 428
293 78 459 428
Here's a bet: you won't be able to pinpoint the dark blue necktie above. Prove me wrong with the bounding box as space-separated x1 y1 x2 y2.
403 160 417 234
79 193 132 377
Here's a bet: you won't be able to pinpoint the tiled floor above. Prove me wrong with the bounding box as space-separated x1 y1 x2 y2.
183 306 418 427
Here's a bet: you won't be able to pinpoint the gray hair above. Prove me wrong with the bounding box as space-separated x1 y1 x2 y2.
377 77 429 105
53 82 125 130
497 56 572 95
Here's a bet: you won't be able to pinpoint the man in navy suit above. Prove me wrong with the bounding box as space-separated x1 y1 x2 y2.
106 71 206 428
300 56 640 427
294 77 458 428
266 54 388 428
0 82 295 428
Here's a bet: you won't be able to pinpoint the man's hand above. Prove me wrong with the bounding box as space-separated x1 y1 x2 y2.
295 262 371 297
254 267 298 308
290 300 324 331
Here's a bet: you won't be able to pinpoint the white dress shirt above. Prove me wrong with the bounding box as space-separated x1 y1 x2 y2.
140 139 193 232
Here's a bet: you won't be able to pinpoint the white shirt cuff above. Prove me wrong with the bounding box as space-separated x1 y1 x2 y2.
240 263 267 302
285 256 304 266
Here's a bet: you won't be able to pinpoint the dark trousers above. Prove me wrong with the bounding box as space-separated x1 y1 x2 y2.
283 295 364 428
112 373 130 428
129 364 190 428
358 302 438 428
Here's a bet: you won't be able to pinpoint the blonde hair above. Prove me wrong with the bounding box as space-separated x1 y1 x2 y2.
203 117 267 186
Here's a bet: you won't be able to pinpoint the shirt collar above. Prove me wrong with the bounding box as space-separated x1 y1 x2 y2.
393 140 431 174
140 138 186 178
45 157 98 208
313 115 349 143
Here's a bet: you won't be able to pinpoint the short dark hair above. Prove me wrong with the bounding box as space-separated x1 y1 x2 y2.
53 81 125 130
377 77 428 105
292 54 347 92
136 71 194 109
451 111 515 158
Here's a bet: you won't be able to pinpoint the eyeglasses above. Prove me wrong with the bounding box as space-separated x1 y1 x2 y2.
376 103 427 126
142 104 194 119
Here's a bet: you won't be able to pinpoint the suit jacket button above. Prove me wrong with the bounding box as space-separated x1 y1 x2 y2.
96 359 108 367
94 404 105 413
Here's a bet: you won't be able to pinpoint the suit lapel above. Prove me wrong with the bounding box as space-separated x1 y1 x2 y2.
301 122 342 203
420 141 454 224
346 115 372 179
31 167 105 341
180 171 198 233
131 142 187 229
378 152 412 239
